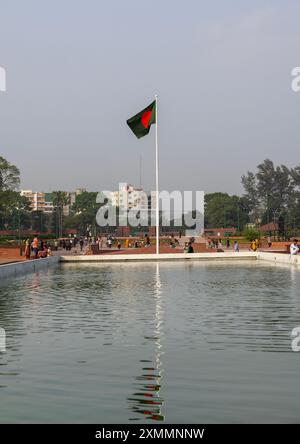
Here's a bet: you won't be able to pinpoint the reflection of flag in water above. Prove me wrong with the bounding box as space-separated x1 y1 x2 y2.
128 365 164 421
128 264 165 422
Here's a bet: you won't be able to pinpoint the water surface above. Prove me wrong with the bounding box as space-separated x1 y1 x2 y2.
0 261 300 423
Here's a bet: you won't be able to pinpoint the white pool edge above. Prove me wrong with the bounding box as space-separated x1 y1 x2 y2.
60 252 257 262
1 251 299 280
0 256 60 280
60 251 300 267
257 251 300 267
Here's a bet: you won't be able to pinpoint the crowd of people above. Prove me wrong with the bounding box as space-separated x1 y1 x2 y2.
24 235 53 259
23 234 90 258
206 238 240 251
22 233 300 259
205 236 299 254
93 234 154 250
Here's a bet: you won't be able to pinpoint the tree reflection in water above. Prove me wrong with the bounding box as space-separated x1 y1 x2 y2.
128 264 165 422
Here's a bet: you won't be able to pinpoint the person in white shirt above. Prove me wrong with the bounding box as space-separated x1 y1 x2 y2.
290 239 299 255
233 241 240 252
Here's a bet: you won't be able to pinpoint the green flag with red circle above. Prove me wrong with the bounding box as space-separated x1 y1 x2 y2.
127 100 156 139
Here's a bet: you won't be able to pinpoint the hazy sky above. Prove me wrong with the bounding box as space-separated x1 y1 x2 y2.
0 0 299 195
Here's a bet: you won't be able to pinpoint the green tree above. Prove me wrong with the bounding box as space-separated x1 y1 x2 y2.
0 156 20 191
0 156 22 230
256 160 292 224
11 194 31 242
288 165 300 235
243 228 260 241
30 210 49 233
70 191 99 235
204 193 249 231
241 171 261 223
242 159 296 238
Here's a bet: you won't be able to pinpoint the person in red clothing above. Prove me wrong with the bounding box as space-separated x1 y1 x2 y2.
24 238 31 259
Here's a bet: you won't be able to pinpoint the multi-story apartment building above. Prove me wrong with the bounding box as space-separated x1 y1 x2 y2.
109 183 148 211
20 190 46 212
63 188 86 216
44 193 54 214
20 188 87 216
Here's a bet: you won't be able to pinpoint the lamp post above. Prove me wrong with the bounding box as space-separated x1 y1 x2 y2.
40 211 42 234
18 209 22 255
237 200 240 234
15 204 22 255
273 209 278 241
256 217 261 242
18 208 21 246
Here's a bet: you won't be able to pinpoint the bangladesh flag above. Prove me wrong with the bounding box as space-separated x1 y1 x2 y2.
127 100 156 139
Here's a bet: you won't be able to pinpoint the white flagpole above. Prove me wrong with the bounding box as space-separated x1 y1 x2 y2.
155 95 159 255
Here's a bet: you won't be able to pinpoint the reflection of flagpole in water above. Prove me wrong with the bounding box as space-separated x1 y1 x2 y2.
128 263 165 422
153 263 164 420
152 262 165 421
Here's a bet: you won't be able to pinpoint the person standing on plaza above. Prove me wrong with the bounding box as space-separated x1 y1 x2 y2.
24 238 31 259
290 239 299 256
267 235 272 248
187 242 194 253
32 235 39 258
233 240 239 252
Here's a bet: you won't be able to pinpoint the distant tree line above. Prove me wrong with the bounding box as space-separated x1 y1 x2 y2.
205 159 300 237
0 156 30 234
1 156 300 238
241 159 300 237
